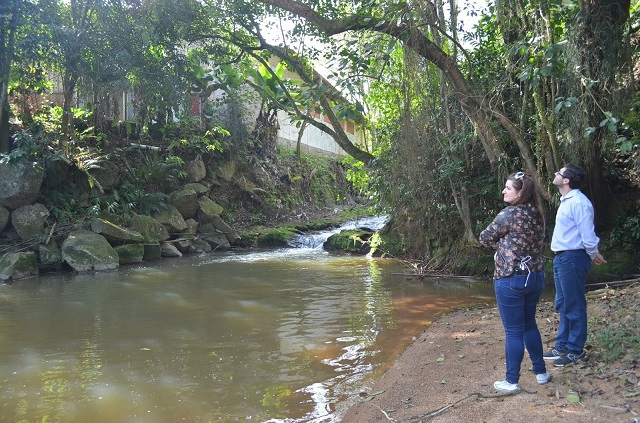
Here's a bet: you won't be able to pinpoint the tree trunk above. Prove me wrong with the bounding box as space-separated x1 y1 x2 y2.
0 0 18 153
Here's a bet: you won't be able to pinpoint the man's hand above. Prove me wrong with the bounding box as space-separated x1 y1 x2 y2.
592 253 607 265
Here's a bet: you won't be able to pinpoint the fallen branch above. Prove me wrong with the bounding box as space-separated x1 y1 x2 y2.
403 389 535 423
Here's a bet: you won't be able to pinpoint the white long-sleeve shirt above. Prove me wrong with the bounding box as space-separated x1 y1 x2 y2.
550 189 600 259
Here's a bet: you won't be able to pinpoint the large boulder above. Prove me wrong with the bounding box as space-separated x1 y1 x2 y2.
170 188 199 219
61 230 119 272
114 244 145 264
198 223 231 251
152 205 188 233
182 182 209 195
185 157 207 182
128 214 169 242
183 218 198 236
11 203 50 241
218 160 236 182
209 215 241 245
37 243 62 269
323 229 373 254
160 242 183 257
88 161 122 192
90 218 144 244
198 196 224 221
0 252 39 282
187 238 212 254
0 206 9 232
42 155 71 189
0 160 44 210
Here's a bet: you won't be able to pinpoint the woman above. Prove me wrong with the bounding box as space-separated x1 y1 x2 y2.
479 172 551 392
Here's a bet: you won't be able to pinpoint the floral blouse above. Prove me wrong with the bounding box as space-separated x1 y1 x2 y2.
479 202 545 280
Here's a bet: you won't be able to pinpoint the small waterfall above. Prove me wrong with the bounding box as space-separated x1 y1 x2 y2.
287 215 388 249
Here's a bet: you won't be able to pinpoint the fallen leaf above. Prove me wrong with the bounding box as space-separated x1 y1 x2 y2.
566 391 581 403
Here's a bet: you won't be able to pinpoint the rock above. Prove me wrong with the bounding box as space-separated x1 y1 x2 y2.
208 215 241 245
170 188 199 219
0 205 9 232
143 243 162 260
37 243 62 269
152 204 188 233
90 217 144 244
198 223 231 250
0 252 39 282
161 242 183 257
98 212 130 228
182 182 209 195
88 160 122 192
11 203 50 241
187 238 212 254
128 214 169 242
114 244 145 264
198 196 224 221
218 160 236 182
61 230 119 272
0 160 44 210
185 157 206 182
174 239 192 253
42 155 71 189
184 218 198 236
323 229 372 254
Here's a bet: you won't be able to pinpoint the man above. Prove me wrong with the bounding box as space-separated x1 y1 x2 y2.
545 164 607 367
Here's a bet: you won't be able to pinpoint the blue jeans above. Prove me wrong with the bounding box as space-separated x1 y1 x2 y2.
553 250 591 353
494 271 546 384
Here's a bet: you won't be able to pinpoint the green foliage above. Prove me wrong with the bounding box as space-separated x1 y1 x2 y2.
609 211 640 253
342 155 370 197
46 187 87 224
1 125 46 163
122 150 185 192
593 324 640 363
90 182 168 216
166 125 229 157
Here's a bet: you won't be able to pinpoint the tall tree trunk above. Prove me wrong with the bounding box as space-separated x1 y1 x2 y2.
60 70 78 152
0 0 18 153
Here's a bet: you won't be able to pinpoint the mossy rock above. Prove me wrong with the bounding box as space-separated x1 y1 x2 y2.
242 227 298 247
114 244 145 264
323 229 372 254
0 252 39 281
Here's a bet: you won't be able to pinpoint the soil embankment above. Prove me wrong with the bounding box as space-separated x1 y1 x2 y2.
340 282 640 423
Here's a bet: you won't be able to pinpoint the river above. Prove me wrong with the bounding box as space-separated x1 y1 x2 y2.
0 218 496 422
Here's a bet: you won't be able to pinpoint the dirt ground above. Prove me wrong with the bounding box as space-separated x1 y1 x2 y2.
338 282 640 423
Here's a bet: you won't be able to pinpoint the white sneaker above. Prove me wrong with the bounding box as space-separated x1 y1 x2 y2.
536 372 552 385
494 380 520 392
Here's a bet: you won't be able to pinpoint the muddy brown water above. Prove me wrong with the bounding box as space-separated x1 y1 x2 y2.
0 245 497 422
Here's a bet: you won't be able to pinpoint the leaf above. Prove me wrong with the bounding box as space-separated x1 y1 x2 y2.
436 357 445 362
363 390 385 402
441 379 447 384
566 392 581 403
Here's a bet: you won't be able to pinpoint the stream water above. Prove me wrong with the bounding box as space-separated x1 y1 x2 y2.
0 218 496 422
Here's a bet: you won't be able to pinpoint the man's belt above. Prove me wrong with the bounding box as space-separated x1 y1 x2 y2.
554 249 585 255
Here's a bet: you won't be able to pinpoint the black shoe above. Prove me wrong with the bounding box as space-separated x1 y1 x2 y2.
553 351 586 367
543 348 566 360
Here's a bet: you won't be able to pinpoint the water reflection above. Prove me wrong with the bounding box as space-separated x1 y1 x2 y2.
0 248 495 422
